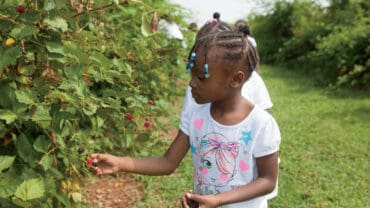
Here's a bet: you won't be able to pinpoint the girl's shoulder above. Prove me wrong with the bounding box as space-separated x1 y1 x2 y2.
246 106 276 127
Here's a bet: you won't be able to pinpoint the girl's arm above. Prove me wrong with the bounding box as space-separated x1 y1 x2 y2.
184 152 278 207
90 130 190 176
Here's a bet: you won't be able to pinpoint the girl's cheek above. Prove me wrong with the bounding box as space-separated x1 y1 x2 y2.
219 173 228 182
201 167 208 175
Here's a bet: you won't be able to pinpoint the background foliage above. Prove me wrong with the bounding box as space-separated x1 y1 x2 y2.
0 0 188 207
250 0 369 88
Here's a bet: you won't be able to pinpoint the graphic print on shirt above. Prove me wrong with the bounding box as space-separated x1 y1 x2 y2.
195 132 241 194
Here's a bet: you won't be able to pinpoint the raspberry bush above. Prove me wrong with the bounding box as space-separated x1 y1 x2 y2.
0 0 188 206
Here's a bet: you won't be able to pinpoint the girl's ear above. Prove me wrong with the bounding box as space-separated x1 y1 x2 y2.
230 70 245 88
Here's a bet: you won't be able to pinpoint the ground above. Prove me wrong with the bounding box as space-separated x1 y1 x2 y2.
82 101 182 208
83 173 143 208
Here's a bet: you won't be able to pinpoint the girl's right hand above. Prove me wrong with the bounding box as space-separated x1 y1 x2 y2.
88 153 121 175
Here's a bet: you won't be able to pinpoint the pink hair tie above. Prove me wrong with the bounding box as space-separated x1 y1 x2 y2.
205 18 218 25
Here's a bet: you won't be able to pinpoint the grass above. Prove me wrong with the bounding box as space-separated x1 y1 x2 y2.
133 65 370 208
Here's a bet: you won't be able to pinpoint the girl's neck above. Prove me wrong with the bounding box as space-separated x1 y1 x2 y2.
210 94 254 126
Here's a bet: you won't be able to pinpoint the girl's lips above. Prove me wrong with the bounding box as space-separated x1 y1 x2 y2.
191 90 198 99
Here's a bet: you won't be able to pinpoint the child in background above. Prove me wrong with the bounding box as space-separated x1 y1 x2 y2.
88 30 281 208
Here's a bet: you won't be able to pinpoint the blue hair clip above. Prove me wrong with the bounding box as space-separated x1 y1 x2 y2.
204 64 210 78
186 52 196 74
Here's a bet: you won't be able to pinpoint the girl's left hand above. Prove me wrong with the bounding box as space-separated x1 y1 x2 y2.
182 190 219 208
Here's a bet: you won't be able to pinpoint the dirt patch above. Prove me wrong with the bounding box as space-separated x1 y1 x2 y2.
83 173 143 208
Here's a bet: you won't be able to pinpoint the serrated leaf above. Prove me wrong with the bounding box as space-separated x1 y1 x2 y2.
14 178 45 201
0 109 17 124
0 155 15 172
43 17 68 32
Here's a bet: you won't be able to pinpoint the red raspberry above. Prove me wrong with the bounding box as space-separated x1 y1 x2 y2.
147 100 154 105
125 113 133 120
16 5 25 13
144 121 151 128
86 157 93 165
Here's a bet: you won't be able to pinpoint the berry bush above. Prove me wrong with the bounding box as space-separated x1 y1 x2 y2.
0 0 188 207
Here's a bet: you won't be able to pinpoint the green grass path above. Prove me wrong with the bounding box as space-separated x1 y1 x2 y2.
264 65 370 208
135 65 370 208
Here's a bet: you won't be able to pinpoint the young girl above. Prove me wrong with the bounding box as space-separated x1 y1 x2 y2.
89 30 281 208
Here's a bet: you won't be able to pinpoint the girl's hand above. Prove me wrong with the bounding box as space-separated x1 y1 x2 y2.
88 153 121 175
182 190 219 208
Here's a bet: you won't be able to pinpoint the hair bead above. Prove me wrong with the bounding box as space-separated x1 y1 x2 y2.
204 64 210 78
186 52 196 74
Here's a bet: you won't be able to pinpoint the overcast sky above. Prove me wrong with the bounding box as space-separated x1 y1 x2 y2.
169 0 256 25
168 0 330 26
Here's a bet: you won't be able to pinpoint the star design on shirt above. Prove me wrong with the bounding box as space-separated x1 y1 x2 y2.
240 131 252 146
190 143 197 154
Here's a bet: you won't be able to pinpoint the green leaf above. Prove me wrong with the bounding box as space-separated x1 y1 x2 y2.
44 0 56 11
31 106 51 128
0 46 21 70
14 178 45 201
12 197 33 207
0 174 19 198
46 42 66 56
0 109 17 124
15 90 35 105
43 17 68 32
141 14 151 37
33 136 50 153
16 134 37 166
10 26 39 39
71 192 82 202
39 155 53 171
0 155 15 172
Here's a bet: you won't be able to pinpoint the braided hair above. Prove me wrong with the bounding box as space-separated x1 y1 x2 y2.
191 30 259 80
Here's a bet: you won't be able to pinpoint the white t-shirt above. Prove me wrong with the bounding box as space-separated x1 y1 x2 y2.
158 20 184 40
247 36 257 48
180 104 281 208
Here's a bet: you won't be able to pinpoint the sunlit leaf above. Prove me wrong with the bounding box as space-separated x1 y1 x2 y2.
0 109 17 124
15 90 35 105
14 178 45 201
0 156 15 172
43 17 68 32
141 14 151 37
39 155 53 171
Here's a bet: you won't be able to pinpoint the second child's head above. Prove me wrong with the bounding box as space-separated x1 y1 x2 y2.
187 31 259 104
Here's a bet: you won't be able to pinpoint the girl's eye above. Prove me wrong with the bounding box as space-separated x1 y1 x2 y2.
203 160 212 169
198 76 206 81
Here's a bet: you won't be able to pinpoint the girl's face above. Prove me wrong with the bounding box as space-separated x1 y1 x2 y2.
189 47 233 104
201 155 230 186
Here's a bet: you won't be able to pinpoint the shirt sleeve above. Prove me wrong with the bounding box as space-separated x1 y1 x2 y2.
179 86 193 136
253 115 281 158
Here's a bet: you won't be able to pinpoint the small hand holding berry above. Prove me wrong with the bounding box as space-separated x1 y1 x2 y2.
88 154 121 175
182 190 219 208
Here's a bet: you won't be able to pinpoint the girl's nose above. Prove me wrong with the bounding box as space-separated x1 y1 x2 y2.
189 77 197 88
